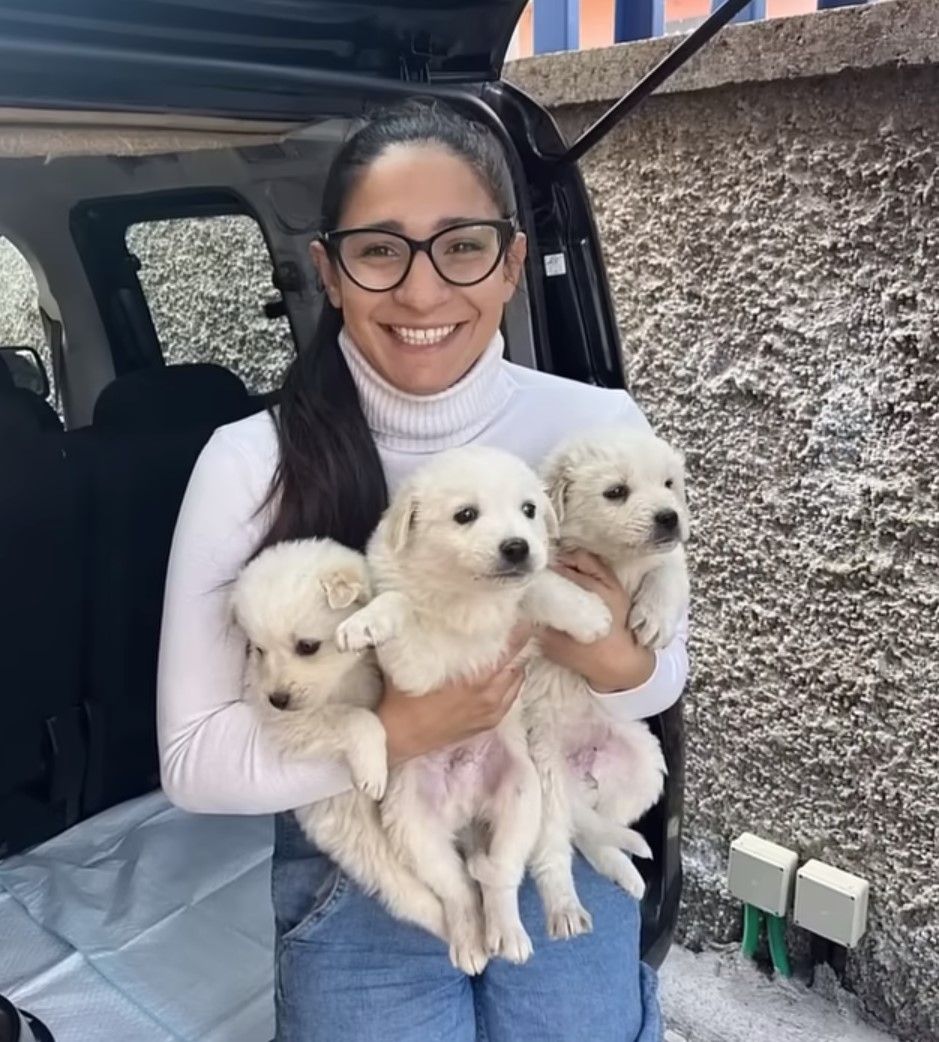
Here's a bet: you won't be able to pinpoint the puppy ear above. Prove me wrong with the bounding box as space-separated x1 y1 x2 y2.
321 568 370 610
542 495 560 541
384 492 418 554
542 463 571 526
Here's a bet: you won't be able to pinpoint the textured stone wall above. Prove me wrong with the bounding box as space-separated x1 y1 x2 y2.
511 43 938 1042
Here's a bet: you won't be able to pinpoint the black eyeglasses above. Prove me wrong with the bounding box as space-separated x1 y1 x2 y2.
319 218 518 292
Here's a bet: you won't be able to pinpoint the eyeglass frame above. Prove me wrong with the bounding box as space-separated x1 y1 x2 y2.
317 217 520 292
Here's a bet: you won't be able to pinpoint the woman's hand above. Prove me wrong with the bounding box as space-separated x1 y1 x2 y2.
376 623 533 766
538 549 655 694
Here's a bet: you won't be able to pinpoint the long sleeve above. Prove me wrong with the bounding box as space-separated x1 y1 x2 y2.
589 610 690 722
156 422 354 815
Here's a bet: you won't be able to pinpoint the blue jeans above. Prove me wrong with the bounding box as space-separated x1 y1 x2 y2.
272 813 663 1042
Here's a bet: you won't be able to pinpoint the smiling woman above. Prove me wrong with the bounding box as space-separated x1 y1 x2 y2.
156 96 687 1042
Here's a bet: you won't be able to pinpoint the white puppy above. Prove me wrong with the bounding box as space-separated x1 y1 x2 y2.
523 426 690 939
230 537 447 942
336 445 612 975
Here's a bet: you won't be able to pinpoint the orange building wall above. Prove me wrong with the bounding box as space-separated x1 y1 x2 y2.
510 0 817 58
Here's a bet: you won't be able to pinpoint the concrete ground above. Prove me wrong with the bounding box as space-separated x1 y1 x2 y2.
660 946 901 1042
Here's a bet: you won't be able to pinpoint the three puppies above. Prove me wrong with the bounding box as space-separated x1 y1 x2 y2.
231 430 689 970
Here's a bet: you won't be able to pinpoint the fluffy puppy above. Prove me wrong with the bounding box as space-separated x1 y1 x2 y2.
336 445 612 975
230 537 446 942
523 426 690 939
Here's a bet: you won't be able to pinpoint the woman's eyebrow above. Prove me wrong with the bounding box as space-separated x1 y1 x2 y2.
356 216 488 234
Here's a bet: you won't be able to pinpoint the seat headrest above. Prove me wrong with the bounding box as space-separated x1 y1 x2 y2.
93 363 251 432
0 391 62 439
0 356 15 391
0 387 63 436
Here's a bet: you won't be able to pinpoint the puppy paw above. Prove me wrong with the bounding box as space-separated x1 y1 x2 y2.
628 601 674 650
487 920 533 964
546 899 593 941
449 934 490 976
350 758 388 801
336 611 392 652
344 713 389 801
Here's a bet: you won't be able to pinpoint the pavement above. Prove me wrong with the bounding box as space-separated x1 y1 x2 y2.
659 946 901 1042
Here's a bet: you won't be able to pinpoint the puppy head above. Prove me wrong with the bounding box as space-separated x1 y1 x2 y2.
230 537 371 717
377 446 557 590
543 427 690 559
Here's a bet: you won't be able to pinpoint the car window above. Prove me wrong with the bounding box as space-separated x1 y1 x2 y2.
0 236 57 404
126 215 295 395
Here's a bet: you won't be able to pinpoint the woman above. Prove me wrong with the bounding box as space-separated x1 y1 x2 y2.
157 99 688 1042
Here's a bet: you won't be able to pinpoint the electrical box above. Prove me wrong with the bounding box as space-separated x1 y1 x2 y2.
793 858 870 948
727 832 799 917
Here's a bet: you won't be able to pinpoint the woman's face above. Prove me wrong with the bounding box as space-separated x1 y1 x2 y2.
311 143 527 396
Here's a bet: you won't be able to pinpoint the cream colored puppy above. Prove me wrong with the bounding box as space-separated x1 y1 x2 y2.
523 426 689 940
335 445 612 975
230 537 447 942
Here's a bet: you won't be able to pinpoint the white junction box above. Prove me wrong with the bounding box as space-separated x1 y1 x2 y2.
794 859 870 948
727 832 799 917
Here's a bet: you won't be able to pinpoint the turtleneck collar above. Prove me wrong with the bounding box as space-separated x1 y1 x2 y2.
337 326 515 453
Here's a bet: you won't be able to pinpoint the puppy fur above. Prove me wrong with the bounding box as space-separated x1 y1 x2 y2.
230 537 446 941
335 445 612 975
523 426 689 939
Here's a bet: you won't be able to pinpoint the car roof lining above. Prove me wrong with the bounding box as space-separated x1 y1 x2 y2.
0 107 318 158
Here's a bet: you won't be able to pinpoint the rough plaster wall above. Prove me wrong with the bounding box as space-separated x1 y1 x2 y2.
553 66 939 1042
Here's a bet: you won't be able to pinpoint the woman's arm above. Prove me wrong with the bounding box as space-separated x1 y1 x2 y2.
537 550 689 722
156 425 354 815
588 610 689 722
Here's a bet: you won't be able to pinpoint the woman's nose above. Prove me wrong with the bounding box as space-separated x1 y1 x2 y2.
392 250 451 311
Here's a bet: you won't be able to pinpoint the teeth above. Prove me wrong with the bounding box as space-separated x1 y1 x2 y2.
391 325 457 345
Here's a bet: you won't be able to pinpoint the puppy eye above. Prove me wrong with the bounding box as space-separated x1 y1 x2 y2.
603 484 629 502
453 506 479 525
665 479 674 489
249 643 265 659
294 640 321 657
521 501 536 519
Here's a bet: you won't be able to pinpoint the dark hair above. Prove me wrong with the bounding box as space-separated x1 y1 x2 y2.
253 98 517 555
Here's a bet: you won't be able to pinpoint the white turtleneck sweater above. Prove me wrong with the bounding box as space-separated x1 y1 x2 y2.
156 331 689 815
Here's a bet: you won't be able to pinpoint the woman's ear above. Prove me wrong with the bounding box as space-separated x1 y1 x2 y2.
310 239 343 309
501 231 528 297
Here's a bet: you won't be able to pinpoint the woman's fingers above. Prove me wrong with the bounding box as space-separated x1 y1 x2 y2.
556 548 619 588
552 560 607 597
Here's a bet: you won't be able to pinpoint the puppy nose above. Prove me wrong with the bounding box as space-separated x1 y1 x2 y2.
654 509 679 532
499 538 530 564
268 691 290 710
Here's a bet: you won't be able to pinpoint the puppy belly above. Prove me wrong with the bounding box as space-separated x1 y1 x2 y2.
565 725 648 791
417 733 511 819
